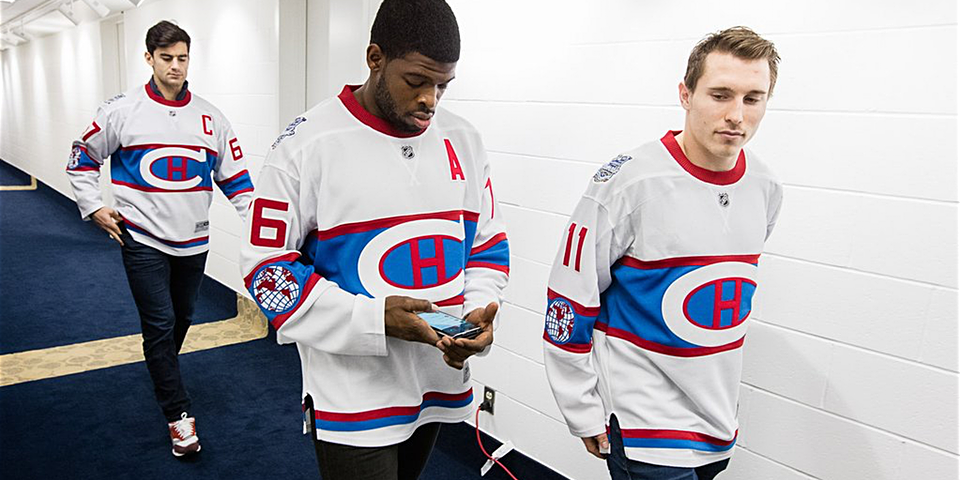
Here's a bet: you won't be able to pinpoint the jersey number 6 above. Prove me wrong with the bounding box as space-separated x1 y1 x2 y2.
250 198 288 248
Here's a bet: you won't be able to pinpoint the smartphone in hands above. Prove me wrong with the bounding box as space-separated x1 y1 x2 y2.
418 311 482 340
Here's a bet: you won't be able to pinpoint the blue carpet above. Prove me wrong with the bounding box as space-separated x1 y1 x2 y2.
0 159 236 354
0 159 569 480
0 159 32 185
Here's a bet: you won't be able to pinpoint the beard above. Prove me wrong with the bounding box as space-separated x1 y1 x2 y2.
374 75 422 133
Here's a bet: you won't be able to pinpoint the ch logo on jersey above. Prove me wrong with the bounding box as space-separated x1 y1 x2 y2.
661 262 756 347
357 220 465 300
138 147 207 190
545 299 575 344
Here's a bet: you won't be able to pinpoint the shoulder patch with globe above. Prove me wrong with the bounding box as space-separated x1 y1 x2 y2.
252 265 302 314
545 298 576 344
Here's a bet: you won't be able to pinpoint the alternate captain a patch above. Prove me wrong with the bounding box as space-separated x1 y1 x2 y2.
252 265 302 314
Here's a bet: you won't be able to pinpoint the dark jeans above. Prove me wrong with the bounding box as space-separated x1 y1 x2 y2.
607 415 730 480
120 227 207 422
305 396 440 480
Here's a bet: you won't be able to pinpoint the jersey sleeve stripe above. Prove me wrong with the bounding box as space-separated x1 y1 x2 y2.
81 122 101 141
217 169 250 185
243 252 302 288
268 273 322 329
618 254 760 270
543 331 592 353
465 261 509 274
469 232 508 255
547 288 600 317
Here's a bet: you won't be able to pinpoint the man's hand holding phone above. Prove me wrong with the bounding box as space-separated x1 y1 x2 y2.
435 302 498 370
383 295 440 346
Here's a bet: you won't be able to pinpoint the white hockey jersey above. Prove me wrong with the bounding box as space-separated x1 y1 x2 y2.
239 85 509 447
543 131 782 468
66 81 254 256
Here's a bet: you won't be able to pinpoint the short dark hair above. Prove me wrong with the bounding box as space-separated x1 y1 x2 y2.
370 0 460 63
684 26 780 96
145 20 191 55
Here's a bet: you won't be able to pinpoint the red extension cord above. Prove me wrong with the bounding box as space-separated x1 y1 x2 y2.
474 405 520 480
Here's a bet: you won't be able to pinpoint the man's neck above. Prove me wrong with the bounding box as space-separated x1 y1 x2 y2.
675 131 738 172
153 76 183 101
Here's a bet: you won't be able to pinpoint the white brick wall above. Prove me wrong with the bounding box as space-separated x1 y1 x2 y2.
2 1 956 479
442 1 958 479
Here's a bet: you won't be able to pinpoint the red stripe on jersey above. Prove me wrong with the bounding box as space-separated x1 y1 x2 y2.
547 289 600 317
315 210 478 240
217 169 250 185
470 232 507 255
619 427 738 446
270 273 322 329
243 252 302 288
111 179 213 193
82 122 101 141
119 143 218 157
543 331 592 353
605 325 744 357
465 261 509 274
618 254 760 270
226 187 254 199
435 295 465 307
313 390 473 422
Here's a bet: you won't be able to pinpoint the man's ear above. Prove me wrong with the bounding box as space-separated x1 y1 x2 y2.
678 81 692 111
144 51 154 67
366 44 385 72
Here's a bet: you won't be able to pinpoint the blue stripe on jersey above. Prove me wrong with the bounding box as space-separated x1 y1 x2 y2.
67 147 101 171
310 217 471 298
467 235 509 269
110 147 215 192
622 436 736 452
599 262 757 350
315 391 473 432
216 171 254 198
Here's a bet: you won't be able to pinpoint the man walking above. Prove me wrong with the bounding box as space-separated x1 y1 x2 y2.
66 20 254 457
543 27 783 480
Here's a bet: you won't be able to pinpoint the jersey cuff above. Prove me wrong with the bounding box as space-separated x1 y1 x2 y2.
352 295 387 356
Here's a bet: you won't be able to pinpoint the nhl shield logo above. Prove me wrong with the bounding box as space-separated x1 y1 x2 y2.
718 192 730 207
401 145 415 159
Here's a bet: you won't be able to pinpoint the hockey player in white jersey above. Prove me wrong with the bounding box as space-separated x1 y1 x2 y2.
239 1 507 479
543 27 783 480
65 21 253 458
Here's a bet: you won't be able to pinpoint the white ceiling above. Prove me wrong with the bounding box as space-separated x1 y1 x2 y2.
2 0 141 39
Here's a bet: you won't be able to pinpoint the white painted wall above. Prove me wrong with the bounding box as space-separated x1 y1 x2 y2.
0 0 280 294
1 1 956 479
437 1 959 479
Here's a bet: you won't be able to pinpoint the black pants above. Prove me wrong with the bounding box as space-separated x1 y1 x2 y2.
306 397 440 480
120 227 207 422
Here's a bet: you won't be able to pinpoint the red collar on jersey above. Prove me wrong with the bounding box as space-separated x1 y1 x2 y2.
661 130 746 186
338 85 426 138
144 79 192 107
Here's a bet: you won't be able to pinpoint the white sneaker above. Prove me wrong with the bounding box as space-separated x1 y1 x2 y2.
167 412 201 457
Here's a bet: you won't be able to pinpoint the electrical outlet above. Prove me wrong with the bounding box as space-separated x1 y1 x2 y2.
480 386 496 414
